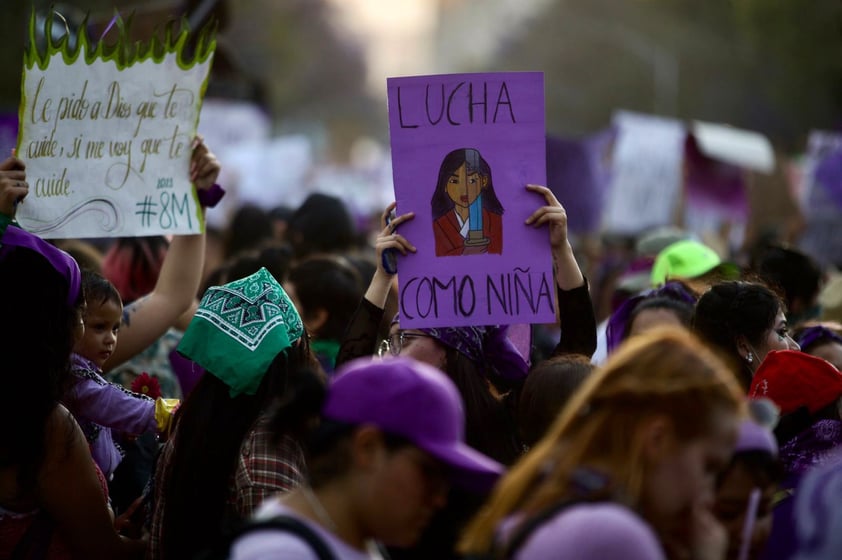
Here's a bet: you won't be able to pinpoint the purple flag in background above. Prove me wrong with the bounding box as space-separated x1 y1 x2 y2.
387 72 555 328
546 128 615 234
0 114 18 160
684 133 748 220
813 148 842 211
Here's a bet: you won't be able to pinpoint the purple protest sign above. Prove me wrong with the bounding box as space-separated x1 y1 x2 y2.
546 128 615 234
387 72 555 328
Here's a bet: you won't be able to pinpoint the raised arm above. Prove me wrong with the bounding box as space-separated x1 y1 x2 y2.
105 138 219 370
525 185 596 358
336 203 415 365
0 156 28 224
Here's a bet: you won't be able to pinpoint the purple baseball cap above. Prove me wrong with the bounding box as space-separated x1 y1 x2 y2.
323 356 504 492
0 225 80 306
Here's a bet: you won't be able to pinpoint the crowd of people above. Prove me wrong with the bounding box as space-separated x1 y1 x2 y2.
2 134 842 560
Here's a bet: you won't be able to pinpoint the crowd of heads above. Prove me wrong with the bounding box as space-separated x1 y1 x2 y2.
7 154 842 560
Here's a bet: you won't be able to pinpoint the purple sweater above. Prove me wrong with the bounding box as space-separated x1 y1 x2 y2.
63 354 157 478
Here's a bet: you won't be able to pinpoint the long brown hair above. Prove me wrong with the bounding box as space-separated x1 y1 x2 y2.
459 328 744 553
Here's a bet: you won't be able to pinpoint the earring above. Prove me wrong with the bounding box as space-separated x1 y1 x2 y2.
746 353 754 364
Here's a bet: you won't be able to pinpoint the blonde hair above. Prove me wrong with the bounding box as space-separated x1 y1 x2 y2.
459 328 744 553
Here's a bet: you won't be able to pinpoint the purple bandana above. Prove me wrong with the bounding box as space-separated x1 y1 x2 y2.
605 281 696 354
0 224 80 306
797 325 842 352
780 419 842 477
392 313 529 380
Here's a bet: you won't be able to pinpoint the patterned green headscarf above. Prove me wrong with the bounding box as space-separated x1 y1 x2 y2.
178 267 304 397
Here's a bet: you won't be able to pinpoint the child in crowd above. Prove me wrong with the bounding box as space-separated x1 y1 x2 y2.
63 271 179 479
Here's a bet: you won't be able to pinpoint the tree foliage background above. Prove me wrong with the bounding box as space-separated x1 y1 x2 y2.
492 0 842 151
3 1 842 153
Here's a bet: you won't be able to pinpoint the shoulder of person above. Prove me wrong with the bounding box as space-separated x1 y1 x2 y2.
230 500 357 560
516 502 664 560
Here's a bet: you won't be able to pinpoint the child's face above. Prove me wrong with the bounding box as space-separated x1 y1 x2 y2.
75 298 123 368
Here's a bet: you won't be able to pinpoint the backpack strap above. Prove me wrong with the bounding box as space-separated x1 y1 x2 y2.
233 514 337 560
497 497 585 559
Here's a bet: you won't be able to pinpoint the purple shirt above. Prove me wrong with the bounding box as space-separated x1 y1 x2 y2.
500 503 665 560
63 354 157 477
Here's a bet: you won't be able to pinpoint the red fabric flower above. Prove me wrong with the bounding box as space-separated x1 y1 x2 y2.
131 372 161 400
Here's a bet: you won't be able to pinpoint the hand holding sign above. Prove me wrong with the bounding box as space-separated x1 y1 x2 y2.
525 183 584 292
525 184 569 249
189 135 221 192
376 202 416 276
0 157 28 218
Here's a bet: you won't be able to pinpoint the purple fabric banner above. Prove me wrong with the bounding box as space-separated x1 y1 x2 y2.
546 128 615 234
387 72 555 328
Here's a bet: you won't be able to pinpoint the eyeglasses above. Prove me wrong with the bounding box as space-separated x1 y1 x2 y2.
377 330 432 357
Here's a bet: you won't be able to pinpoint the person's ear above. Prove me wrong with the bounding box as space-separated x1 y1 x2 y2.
735 336 753 363
303 308 328 337
641 415 675 464
481 176 489 189
350 425 387 472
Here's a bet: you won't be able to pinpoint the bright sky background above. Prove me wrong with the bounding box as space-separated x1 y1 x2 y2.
326 0 439 96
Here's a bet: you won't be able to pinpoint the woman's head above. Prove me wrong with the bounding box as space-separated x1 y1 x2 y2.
381 319 528 464
518 354 594 447
693 281 799 389
161 267 320 557
273 357 503 547
383 317 529 384
286 256 363 341
315 357 502 545
793 323 842 371
460 328 745 554
606 281 696 354
714 407 781 560
179 267 309 397
431 148 503 220
0 229 82 487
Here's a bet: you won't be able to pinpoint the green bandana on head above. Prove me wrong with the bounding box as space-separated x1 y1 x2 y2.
178 267 304 397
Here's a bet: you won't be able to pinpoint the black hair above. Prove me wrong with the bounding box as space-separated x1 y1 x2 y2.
628 295 694 333
431 148 504 221
444 347 522 466
223 204 274 259
717 449 783 489
158 338 320 558
0 247 82 491
224 244 294 286
753 244 822 321
288 257 363 340
692 281 782 389
286 194 357 259
82 269 122 309
518 355 594 447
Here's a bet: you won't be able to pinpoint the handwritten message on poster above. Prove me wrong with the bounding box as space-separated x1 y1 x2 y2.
387 72 555 328
16 20 214 238
602 111 685 235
